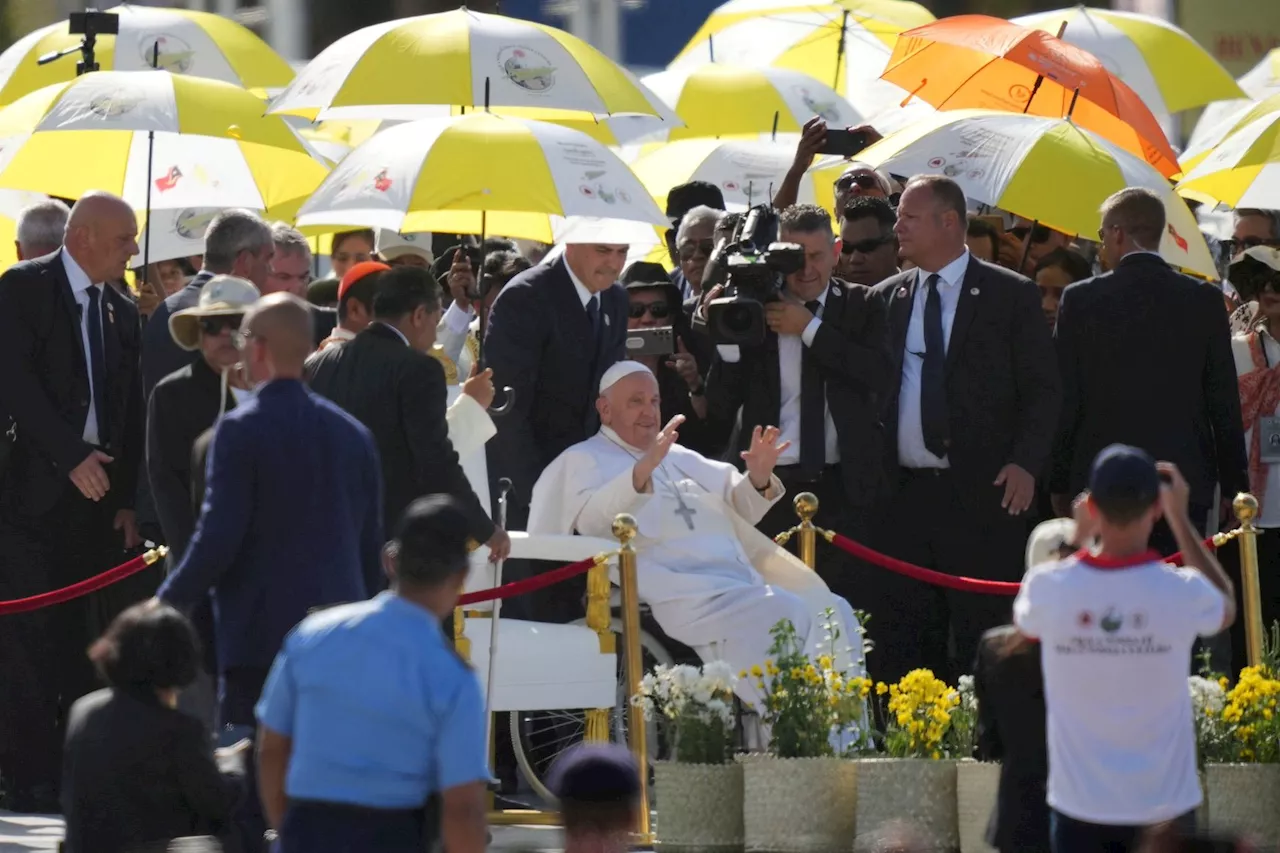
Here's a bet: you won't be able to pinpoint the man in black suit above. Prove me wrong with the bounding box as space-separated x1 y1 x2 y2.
872 175 1060 685
307 265 509 564
1051 187 1248 551
704 204 892 606
0 191 147 812
142 210 274 399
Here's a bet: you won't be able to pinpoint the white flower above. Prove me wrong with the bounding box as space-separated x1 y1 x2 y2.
1188 675 1225 713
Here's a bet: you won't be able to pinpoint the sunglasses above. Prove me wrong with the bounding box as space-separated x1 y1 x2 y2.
198 315 243 336
678 239 715 261
1225 237 1280 254
1011 224 1052 244
840 235 893 255
629 301 671 320
835 173 882 193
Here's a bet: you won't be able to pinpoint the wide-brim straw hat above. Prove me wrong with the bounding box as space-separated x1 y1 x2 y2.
169 275 261 351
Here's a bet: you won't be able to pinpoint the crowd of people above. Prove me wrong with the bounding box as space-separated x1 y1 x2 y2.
0 105 1273 853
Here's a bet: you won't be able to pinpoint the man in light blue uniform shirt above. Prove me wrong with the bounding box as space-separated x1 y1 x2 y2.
255 496 489 853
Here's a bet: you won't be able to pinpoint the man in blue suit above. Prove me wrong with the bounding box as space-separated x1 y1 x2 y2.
484 238 628 621
157 292 382 853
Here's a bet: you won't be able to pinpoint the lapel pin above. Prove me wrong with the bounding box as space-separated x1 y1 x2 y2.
107 302 115 324
969 287 980 296
604 314 611 327
897 287 908 297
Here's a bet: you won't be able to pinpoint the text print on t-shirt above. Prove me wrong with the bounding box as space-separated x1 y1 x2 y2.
1057 606 1171 655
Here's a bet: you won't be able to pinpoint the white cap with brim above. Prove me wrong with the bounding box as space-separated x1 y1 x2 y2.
169 275 261 351
376 229 434 263
1234 245 1280 274
599 360 654 395
1025 517 1078 570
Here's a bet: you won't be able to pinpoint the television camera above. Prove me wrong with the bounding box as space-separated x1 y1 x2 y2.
701 205 805 346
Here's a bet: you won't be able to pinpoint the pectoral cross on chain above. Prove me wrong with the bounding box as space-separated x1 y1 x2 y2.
670 485 697 531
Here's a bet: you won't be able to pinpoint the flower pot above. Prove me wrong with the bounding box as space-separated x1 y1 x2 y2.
955 761 999 853
854 758 959 853
1205 763 1280 845
739 754 857 852
654 761 744 853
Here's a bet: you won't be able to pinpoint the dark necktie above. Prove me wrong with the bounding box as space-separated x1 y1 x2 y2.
586 295 600 339
921 274 948 459
799 299 825 480
86 285 110 446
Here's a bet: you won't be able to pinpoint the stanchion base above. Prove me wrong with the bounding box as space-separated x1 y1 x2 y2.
488 809 562 826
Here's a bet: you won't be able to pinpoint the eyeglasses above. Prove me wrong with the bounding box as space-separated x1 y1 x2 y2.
1225 237 1280 255
840 234 894 256
628 301 671 320
835 173 882 193
1012 224 1052 244
678 239 714 261
198 315 243 336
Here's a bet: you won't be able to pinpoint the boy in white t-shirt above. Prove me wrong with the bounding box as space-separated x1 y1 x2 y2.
1014 444 1236 853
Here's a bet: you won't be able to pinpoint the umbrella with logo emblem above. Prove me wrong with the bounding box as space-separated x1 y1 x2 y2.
0 4 294 106
849 109 1214 277
267 8 670 122
1176 111 1280 214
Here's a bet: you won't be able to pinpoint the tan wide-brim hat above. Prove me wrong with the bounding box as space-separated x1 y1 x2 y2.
169 275 261 351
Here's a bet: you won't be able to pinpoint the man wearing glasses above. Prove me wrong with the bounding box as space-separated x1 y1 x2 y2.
838 197 900 286
265 222 339 350
673 205 721 301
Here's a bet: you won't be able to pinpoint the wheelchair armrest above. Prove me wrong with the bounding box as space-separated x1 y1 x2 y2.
504 531 618 564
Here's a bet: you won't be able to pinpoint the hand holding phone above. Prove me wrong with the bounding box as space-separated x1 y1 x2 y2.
820 128 872 158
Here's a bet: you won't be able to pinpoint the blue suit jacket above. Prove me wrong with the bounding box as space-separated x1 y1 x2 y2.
483 257 627 507
158 379 384 671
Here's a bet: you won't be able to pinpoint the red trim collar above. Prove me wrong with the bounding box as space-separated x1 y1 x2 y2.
1074 549 1162 570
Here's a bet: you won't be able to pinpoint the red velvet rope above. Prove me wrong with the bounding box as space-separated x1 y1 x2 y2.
457 554 601 605
0 552 158 615
826 532 1224 596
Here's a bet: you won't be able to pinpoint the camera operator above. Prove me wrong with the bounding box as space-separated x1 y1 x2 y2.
703 204 892 607
622 261 726 458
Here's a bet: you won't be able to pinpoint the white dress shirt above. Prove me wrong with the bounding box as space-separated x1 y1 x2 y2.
564 257 598 312
776 287 840 466
62 250 105 446
897 249 970 470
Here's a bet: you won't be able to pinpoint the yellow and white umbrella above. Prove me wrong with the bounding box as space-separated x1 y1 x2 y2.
1012 7 1243 120
130 208 220 269
1181 94 1280 174
856 109 1214 276
1176 112 1280 212
1187 51 1280 161
682 0 934 47
668 2 924 119
268 9 668 122
639 64 863 141
0 71 327 213
294 113 666 243
629 138 802 215
0 4 293 106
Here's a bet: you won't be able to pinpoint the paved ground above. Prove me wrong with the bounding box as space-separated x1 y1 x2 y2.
0 812 567 852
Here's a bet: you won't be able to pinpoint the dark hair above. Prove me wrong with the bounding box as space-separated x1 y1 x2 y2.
560 799 639 835
906 175 967 225
965 216 999 262
843 196 896 232
392 495 471 586
373 265 440 320
332 229 375 256
337 270 383 322
482 249 532 292
1092 491 1157 526
1034 247 1092 283
1101 188 1166 249
778 204 833 238
88 602 201 691
714 212 742 243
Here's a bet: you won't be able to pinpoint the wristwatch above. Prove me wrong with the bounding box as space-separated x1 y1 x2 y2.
689 382 706 397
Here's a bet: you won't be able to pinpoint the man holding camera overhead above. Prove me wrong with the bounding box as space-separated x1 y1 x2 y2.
703 204 892 608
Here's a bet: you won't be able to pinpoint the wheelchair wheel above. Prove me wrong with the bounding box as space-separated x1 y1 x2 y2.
510 617 674 804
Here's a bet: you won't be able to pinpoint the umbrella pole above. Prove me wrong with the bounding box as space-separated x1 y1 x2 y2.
771 111 779 141
1018 219 1038 274
141 42 160 283
1024 22 1069 115
709 34 715 64
833 9 849 91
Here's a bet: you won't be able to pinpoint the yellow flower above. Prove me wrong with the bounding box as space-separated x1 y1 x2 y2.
817 654 833 670
750 664 763 678
931 750 941 760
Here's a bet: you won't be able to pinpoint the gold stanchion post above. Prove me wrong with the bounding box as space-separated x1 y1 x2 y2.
613 513 652 843
794 492 819 570
584 554 615 743
452 606 470 663
1235 493 1265 667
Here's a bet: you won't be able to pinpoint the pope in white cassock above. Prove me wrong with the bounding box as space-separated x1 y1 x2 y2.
529 360 866 709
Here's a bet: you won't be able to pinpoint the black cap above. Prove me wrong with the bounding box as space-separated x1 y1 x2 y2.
1088 444 1160 510
620 260 672 290
546 743 640 803
307 276 339 307
666 181 725 221
393 495 471 583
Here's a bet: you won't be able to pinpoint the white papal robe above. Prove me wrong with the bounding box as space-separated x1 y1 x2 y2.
528 427 866 709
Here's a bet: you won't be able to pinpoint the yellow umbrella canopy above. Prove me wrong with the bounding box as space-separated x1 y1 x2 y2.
0 4 294 106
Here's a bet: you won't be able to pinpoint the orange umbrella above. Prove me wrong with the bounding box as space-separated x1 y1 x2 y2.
880 14 1179 178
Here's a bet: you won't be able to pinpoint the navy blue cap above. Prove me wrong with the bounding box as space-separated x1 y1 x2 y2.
666 181 725 221
546 743 639 803
1088 444 1160 508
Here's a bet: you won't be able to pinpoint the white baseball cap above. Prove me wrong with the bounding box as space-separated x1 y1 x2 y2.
376 229 434 264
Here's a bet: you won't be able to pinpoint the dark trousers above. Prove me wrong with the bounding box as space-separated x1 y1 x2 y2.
0 486 158 805
1049 808 1195 853
758 464 868 611
867 468 1026 685
279 801 427 853
219 667 271 853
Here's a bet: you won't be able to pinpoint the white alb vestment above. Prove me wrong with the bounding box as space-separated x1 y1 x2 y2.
529 426 866 707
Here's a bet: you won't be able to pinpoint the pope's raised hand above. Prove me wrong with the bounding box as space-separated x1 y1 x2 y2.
741 425 791 490
633 415 685 493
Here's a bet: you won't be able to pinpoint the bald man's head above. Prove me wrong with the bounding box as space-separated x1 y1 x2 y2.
65 192 138 283
241 292 313 381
